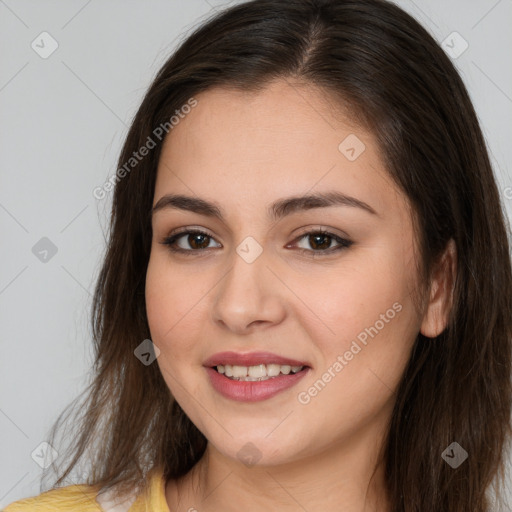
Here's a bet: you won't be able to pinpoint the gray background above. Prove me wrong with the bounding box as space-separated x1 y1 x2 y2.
1 0 511 507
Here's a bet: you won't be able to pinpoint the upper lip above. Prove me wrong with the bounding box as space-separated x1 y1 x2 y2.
203 351 310 368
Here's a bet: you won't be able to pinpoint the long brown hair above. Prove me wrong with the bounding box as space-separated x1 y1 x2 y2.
44 1 512 510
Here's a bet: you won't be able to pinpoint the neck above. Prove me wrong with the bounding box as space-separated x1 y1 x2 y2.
166 419 392 512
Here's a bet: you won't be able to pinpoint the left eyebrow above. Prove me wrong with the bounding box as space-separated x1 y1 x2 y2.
151 190 378 222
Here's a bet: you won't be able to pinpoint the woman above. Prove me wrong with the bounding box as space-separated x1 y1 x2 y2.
4 0 511 510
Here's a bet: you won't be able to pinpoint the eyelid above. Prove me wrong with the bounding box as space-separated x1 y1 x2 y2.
292 224 351 241
167 226 218 241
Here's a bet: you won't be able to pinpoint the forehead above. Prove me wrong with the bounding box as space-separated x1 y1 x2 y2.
154 80 400 218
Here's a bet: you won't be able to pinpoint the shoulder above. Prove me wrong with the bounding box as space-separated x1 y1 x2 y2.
2 483 103 512
2 467 168 512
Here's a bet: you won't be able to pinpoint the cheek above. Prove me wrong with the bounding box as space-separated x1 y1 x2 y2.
145 257 209 407
145 254 204 362
295 251 417 398
297 256 411 349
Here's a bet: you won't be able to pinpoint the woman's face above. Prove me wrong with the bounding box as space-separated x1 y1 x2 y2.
145 79 423 467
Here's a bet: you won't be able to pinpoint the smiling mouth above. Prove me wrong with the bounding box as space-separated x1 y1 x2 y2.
214 363 306 381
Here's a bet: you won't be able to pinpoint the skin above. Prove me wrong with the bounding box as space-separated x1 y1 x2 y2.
145 79 456 512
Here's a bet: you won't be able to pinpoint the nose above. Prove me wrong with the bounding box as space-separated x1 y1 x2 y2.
211 246 287 334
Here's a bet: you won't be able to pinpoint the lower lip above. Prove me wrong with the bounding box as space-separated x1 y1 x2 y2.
205 367 310 402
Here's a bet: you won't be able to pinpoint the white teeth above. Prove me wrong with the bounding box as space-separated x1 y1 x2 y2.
248 364 266 378
232 365 248 378
267 364 281 377
280 365 291 375
214 363 305 381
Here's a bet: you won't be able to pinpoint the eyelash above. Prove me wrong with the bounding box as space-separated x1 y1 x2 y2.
160 228 353 257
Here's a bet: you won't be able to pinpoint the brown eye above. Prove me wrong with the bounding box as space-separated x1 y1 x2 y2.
186 232 211 250
161 229 220 253
308 233 333 250
294 230 353 254
160 228 352 257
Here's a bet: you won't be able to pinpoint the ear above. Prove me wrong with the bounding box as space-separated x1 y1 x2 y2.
420 238 457 338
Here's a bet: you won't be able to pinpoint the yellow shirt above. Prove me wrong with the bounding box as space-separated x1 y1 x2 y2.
2 466 170 512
